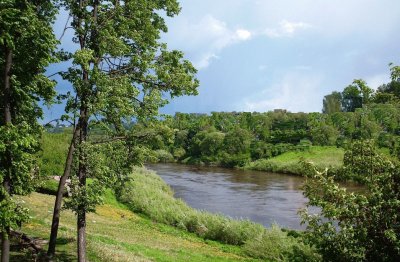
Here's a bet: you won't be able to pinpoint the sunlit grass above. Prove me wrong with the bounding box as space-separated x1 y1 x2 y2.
16 192 254 261
245 146 344 175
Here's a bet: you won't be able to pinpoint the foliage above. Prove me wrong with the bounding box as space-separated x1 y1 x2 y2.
243 225 321 262
300 140 400 261
0 1 57 252
130 89 400 170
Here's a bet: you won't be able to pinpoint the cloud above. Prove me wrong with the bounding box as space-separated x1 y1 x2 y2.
264 20 312 38
235 29 252 40
196 53 220 70
242 72 324 112
164 15 252 69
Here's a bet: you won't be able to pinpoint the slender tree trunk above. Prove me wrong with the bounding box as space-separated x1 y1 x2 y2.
77 106 88 262
47 125 80 258
1 45 13 262
76 0 98 259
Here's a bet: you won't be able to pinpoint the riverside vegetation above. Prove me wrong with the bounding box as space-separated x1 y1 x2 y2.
21 128 400 261
33 131 320 261
122 67 400 178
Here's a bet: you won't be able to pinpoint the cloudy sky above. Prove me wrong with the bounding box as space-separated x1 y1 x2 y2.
44 0 400 122
160 0 400 114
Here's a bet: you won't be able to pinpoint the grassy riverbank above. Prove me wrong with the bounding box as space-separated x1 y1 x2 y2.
244 146 344 175
13 191 255 261
13 167 319 261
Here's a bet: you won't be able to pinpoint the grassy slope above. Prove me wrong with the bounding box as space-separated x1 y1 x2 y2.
245 146 344 175
14 191 255 262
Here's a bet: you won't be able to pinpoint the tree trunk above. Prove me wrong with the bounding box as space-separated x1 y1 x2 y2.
1 45 12 262
0 229 10 262
47 125 80 258
77 107 88 262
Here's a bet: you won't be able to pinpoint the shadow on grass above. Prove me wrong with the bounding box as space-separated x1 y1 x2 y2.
56 236 75 245
7 234 76 261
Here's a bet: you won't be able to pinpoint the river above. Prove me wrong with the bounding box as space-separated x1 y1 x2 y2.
147 163 309 230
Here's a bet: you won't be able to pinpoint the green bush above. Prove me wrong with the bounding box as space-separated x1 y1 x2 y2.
301 140 400 261
154 149 174 163
243 225 320 261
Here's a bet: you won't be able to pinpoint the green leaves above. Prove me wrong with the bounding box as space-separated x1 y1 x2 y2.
301 140 400 261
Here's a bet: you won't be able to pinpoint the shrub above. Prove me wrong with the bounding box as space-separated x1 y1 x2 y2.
154 149 174 163
300 140 400 261
243 225 320 261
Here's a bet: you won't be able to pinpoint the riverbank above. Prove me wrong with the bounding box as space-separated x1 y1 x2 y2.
12 167 320 261
12 191 254 261
244 146 344 175
116 167 319 261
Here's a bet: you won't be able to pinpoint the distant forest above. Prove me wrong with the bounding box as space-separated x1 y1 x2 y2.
91 69 400 168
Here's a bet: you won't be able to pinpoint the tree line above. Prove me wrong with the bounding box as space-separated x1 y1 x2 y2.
128 67 400 168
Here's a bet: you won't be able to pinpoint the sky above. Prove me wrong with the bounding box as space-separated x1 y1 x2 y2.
44 0 400 122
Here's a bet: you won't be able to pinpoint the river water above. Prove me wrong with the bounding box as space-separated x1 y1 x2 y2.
147 163 308 230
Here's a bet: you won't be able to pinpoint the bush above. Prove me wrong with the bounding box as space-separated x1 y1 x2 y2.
220 153 250 167
153 149 174 163
300 140 400 261
243 225 320 261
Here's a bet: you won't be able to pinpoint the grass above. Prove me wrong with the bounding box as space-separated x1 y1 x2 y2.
244 146 344 175
13 191 256 261
38 130 72 178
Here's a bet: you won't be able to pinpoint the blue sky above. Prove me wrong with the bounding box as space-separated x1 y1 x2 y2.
44 0 400 122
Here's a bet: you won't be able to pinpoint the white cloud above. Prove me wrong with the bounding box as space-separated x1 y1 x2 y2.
242 72 324 112
196 53 220 70
235 29 252 40
164 14 252 69
264 20 312 38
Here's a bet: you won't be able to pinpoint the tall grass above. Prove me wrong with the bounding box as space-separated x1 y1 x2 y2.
117 167 320 261
38 129 72 177
245 146 344 175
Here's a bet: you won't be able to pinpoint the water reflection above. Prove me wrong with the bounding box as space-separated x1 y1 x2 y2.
147 163 308 230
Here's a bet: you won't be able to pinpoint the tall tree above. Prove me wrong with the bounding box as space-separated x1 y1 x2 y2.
47 1 198 260
0 0 57 261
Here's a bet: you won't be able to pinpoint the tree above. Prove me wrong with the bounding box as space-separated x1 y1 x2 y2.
300 140 400 261
322 91 342 114
47 1 199 260
342 79 373 112
374 64 400 104
0 0 57 261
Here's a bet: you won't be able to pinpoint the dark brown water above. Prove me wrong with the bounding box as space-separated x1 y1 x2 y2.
147 163 308 230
